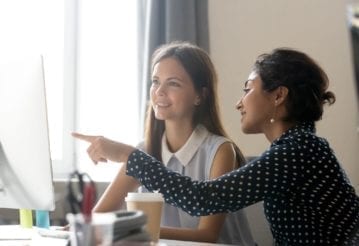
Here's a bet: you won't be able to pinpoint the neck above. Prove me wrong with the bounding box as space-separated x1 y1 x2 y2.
164 121 195 152
264 121 295 143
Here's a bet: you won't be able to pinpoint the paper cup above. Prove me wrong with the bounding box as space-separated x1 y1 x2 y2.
125 192 164 242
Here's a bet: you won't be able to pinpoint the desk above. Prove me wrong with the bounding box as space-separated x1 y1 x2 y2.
0 225 69 246
160 239 232 246
113 240 232 246
0 226 232 246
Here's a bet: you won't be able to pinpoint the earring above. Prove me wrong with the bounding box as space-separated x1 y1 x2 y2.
194 98 201 106
270 100 277 123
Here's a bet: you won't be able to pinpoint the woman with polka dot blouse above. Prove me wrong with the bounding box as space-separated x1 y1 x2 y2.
74 48 359 245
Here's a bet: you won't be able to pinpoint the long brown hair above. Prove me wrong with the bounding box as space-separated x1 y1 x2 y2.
144 41 245 165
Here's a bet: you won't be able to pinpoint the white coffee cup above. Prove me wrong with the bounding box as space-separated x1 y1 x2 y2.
125 192 164 242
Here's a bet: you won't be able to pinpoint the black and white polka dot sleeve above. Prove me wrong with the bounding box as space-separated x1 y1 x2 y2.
127 122 359 245
126 142 302 217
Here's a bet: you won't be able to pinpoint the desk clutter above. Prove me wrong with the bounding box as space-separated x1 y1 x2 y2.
0 211 150 245
0 225 70 245
66 171 151 245
111 210 150 242
67 210 150 245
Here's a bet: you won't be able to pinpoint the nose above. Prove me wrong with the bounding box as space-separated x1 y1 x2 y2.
152 83 165 96
235 98 243 111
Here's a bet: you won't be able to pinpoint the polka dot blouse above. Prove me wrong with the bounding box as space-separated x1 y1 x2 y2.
126 122 359 245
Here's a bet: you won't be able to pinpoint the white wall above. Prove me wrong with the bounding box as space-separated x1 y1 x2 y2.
208 1 359 244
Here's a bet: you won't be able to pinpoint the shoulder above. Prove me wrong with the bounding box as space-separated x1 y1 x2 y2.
275 126 331 156
208 141 237 178
214 141 237 161
258 128 335 173
135 140 145 151
193 125 230 152
199 126 236 157
203 131 230 149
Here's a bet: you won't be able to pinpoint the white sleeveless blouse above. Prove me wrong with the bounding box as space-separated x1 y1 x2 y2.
139 125 256 245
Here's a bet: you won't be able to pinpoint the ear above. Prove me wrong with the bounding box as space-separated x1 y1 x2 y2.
273 86 289 106
194 87 208 106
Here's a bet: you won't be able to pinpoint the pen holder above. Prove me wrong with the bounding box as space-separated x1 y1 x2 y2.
19 209 33 228
35 210 50 228
67 213 114 246
67 213 94 246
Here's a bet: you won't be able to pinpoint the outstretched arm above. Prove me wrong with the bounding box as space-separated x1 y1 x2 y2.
127 144 300 216
126 149 252 215
72 132 135 164
72 132 299 218
72 132 139 212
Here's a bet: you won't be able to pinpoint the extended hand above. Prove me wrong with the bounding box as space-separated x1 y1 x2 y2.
72 132 135 164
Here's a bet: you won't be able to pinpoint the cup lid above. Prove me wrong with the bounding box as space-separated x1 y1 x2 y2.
125 192 164 202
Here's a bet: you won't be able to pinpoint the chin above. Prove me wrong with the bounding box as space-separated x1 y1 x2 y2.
242 128 251 134
154 113 166 120
156 117 167 121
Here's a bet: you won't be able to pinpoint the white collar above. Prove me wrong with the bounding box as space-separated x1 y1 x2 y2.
161 125 209 167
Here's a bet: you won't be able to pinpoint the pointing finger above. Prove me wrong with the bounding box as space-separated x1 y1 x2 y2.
72 132 98 143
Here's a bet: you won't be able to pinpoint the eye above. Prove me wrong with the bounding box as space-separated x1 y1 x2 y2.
168 80 180 87
243 88 250 94
151 79 160 87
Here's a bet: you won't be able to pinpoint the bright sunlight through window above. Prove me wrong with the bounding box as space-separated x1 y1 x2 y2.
76 1 139 180
0 1 139 181
0 0 64 161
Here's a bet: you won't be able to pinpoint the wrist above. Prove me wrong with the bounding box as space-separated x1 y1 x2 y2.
119 143 136 163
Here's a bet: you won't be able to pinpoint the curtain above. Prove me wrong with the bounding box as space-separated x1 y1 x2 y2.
350 25 359 106
137 0 209 136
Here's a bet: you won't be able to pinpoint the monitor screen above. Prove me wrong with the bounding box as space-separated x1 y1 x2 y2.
0 55 55 210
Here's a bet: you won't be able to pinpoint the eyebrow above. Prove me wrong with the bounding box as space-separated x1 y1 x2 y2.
151 75 183 82
166 76 183 81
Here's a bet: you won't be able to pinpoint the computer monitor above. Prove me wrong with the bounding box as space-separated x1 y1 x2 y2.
0 55 55 211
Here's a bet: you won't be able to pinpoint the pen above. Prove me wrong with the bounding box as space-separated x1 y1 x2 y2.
82 183 96 223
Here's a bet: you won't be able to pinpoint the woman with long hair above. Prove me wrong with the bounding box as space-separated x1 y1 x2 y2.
73 42 255 245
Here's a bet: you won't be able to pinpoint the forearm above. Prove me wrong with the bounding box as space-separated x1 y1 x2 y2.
127 145 301 217
93 163 140 212
126 150 240 215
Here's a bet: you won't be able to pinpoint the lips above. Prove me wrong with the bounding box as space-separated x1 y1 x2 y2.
154 102 171 109
240 111 246 121
157 102 170 106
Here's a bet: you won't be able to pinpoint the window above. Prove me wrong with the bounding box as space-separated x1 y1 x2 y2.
74 0 139 180
0 1 139 181
0 0 64 169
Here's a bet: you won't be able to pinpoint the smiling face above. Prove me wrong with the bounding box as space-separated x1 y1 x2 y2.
236 71 275 134
150 57 200 123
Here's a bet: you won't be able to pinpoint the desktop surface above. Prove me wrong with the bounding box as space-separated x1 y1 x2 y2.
0 225 69 246
159 239 233 246
0 225 233 246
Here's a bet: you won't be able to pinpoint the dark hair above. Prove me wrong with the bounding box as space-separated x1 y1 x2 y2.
253 48 336 123
144 41 245 166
